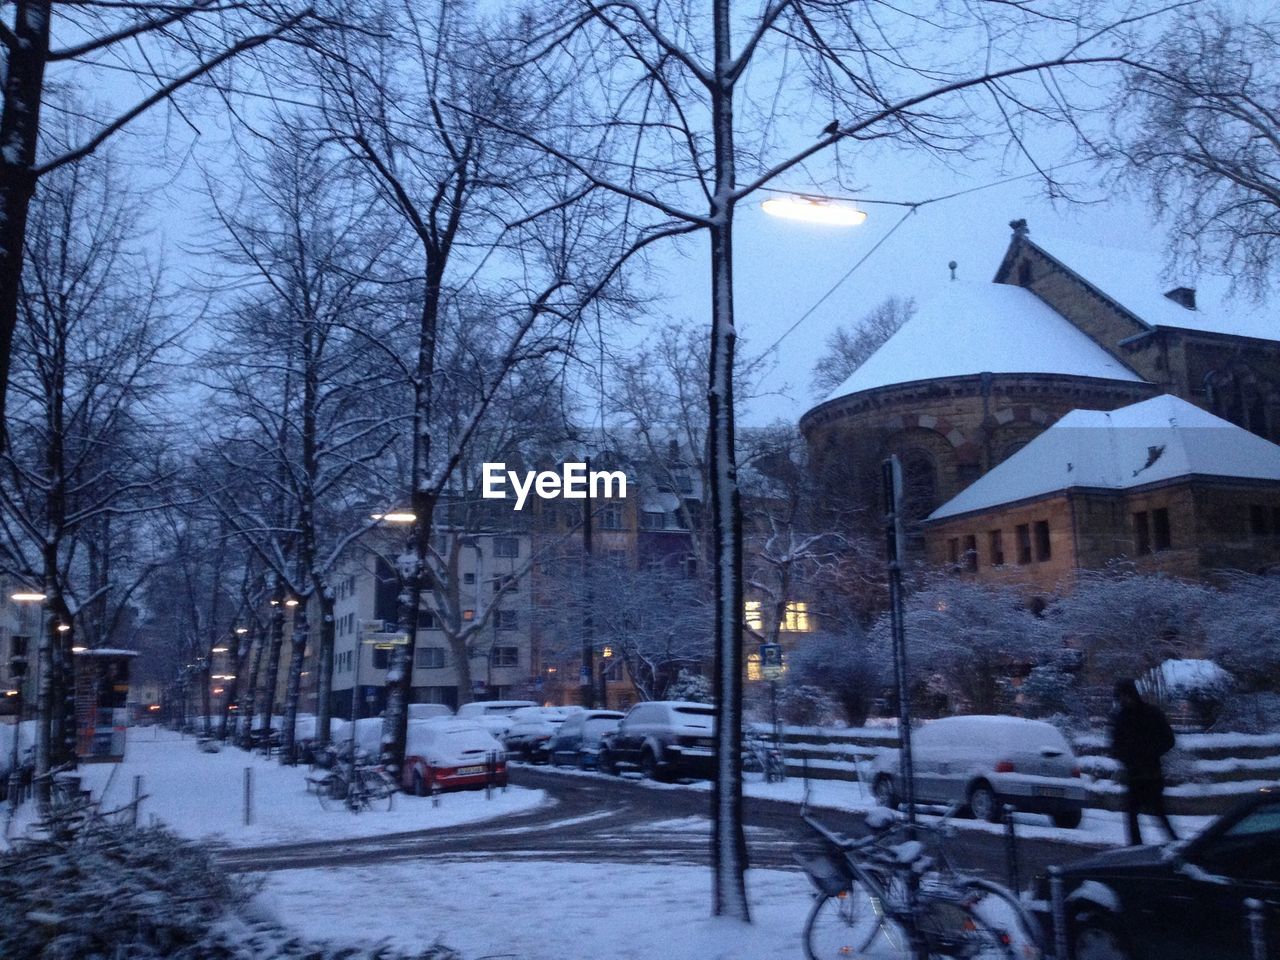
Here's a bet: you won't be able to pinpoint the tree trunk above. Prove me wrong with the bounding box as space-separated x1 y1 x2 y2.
281 603 309 761
315 589 335 748
238 624 267 747
708 0 748 921
259 586 286 751
0 0 51 448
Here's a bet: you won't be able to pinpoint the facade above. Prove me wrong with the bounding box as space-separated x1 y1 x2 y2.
1 581 41 719
323 528 536 717
925 396 1280 590
799 222 1280 580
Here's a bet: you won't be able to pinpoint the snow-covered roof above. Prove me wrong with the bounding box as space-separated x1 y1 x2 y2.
823 282 1144 403
1025 236 1280 343
929 394 1280 520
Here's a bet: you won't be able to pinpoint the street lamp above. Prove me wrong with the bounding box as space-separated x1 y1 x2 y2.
761 194 867 226
371 511 416 523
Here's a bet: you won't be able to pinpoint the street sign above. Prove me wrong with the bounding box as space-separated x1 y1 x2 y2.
759 642 784 680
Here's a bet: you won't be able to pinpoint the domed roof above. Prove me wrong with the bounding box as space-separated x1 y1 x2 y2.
821 282 1146 404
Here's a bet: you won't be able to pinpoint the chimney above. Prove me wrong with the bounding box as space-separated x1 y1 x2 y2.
1009 218 1029 237
1164 286 1196 310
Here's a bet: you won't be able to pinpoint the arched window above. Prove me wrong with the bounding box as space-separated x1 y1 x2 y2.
899 450 937 523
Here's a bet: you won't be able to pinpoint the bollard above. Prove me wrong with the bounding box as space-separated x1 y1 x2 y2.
1002 804 1020 893
485 751 494 800
131 775 142 828
1246 898 1266 960
1050 866 1069 960
243 767 252 827
432 782 441 808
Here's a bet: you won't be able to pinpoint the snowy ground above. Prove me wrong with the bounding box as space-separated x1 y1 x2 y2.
3 728 546 848
259 860 817 960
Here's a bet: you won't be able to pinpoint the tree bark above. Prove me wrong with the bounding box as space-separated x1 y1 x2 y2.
281 603 308 761
315 589 335 748
708 0 749 922
259 584 286 751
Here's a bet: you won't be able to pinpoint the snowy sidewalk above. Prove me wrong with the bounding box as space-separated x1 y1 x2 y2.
3 728 547 848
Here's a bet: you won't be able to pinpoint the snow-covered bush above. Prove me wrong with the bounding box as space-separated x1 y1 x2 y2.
873 578 1051 714
1020 662 1083 721
1141 659 1233 730
785 630 886 726
1205 572 1280 692
666 669 713 704
775 684 841 727
1044 570 1212 686
0 814 459 960
1209 692 1280 734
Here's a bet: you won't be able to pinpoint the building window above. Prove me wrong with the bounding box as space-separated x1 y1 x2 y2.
674 471 693 494
782 601 812 632
496 609 518 630
1034 521 1051 562
494 537 519 558
1015 524 1032 565
463 572 475 585
744 600 763 631
1133 510 1151 555
947 538 960 566
746 652 762 682
493 575 516 594
415 647 446 669
1250 505 1268 538
1152 507 1171 551
989 530 1004 566
962 534 978 572
640 510 664 530
600 503 624 530
421 610 439 630
372 647 392 670
492 646 519 668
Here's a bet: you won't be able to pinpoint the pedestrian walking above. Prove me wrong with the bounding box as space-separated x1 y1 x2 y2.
1109 677 1178 846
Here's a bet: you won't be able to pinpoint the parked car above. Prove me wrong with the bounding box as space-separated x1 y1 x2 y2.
548 710 624 769
600 701 716 780
1033 788 1280 959
502 706 582 763
870 715 1086 828
454 699 538 738
408 703 453 721
402 720 507 795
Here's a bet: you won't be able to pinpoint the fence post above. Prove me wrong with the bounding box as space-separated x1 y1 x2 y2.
1002 804 1020 893
243 767 252 826
485 751 494 800
131 775 142 828
1049 866 1069 960
1246 898 1266 960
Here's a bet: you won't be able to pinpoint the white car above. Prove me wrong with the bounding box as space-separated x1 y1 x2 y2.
870 715 1087 828
454 699 538 738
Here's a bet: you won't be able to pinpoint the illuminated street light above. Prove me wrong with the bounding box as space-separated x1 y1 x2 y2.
761 195 867 227
11 591 46 602
372 511 416 523
234 627 248 635
71 646 87 654
285 598 299 607
56 624 70 632
211 646 229 654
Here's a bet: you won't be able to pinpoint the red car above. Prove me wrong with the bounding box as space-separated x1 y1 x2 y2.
401 720 507 795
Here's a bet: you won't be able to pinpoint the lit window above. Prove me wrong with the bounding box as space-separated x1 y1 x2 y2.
746 652 762 682
744 601 763 631
782 602 811 632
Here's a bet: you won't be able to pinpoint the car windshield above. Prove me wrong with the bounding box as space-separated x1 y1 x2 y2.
1223 802 1280 837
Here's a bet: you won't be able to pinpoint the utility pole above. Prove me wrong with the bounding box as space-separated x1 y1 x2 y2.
882 455 916 828
580 456 595 708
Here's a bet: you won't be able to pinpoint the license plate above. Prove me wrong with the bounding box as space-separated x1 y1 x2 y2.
1034 786 1065 798
697 738 714 747
456 765 485 775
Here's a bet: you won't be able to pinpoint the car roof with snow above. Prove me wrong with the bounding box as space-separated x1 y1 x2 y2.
914 715 1072 750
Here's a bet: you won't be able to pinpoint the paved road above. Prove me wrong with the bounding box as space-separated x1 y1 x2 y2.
217 766 1112 883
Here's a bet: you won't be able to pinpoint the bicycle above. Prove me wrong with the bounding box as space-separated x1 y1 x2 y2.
315 755 397 813
796 810 1041 960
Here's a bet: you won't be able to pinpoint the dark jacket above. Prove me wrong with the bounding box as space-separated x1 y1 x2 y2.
1110 701 1176 781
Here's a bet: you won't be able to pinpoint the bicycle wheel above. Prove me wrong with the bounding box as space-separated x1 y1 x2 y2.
316 773 348 812
915 897 1018 960
362 770 396 811
804 885 886 960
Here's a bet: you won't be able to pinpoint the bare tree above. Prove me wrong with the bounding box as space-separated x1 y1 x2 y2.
202 119 403 757
1116 8 1280 295
303 0 637 781
0 148 178 791
0 1 315 443
811 296 915 397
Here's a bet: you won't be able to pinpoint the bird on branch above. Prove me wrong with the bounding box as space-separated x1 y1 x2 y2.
821 120 840 137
